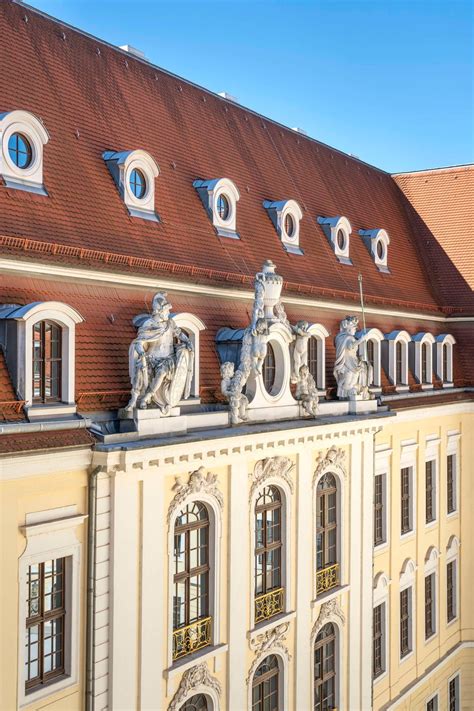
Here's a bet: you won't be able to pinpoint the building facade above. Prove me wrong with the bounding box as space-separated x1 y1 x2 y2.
0 2 472 711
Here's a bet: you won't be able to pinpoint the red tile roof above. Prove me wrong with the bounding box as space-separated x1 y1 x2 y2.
0 428 94 454
0 0 451 313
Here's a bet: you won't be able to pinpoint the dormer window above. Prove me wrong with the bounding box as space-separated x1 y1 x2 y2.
359 229 390 272
357 327 384 390
317 216 352 265
103 149 159 222
193 177 240 239
263 199 304 254
410 333 435 388
0 110 49 195
33 321 62 403
383 330 410 392
434 334 456 386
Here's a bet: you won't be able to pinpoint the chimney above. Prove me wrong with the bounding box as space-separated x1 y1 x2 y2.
291 127 308 136
120 45 146 60
218 91 239 103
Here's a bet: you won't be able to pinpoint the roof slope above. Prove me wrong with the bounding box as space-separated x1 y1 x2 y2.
0 0 444 312
394 166 474 312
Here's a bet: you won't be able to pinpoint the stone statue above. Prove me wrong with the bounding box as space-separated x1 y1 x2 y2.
333 315 373 400
124 293 194 415
295 364 319 417
291 320 311 383
251 318 269 375
220 362 249 425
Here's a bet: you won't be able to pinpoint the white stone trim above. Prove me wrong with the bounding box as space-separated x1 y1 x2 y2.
374 445 391 549
317 215 352 264
424 548 439 641
400 440 417 538
410 332 435 386
383 330 411 390
11 301 84 408
359 228 390 272
306 323 330 391
0 110 49 194
447 432 460 516
263 199 304 255
17 508 85 708
103 149 160 221
172 312 206 398
310 610 345 711
246 650 289 711
167 662 221 711
447 670 461 711
424 690 440 710
246 321 296 408
193 177 240 239
434 333 456 385
373 572 390 683
357 328 384 389
167 488 223 668
425 435 440 526
399 559 416 662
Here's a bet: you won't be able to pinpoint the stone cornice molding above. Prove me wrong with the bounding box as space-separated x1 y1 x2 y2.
168 663 221 711
313 446 347 485
167 466 224 525
311 599 346 642
250 456 295 500
246 622 291 685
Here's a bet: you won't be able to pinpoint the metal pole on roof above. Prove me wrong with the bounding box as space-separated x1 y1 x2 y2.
358 273 368 361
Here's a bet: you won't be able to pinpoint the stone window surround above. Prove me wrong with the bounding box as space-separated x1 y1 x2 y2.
434 334 456 386
373 572 390 683
446 432 461 516
374 445 392 550
424 435 441 527
263 198 304 255
193 177 240 239
424 546 440 642
313 467 346 599
317 215 352 265
411 332 435 387
306 323 330 393
358 228 390 272
384 329 411 391
17 506 86 708
446 536 460 625
0 109 49 195
356 327 384 391
172 312 206 399
103 149 160 222
399 558 416 662
400 440 418 539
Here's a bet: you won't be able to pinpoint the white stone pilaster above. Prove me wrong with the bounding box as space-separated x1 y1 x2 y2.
348 439 363 710
361 434 375 709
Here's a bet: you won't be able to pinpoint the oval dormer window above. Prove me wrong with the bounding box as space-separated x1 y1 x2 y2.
262 343 276 394
8 132 33 169
336 229 346 251
129 168 147 199
217 193 230 221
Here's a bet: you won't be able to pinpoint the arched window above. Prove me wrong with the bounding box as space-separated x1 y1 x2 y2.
395 341 403 384
32 321 62 403
262 343 276 394
308 336 319 384
180 695 209 711
421 342 429 383
173 502 211 661
255 486 284 623
314 623 336 711
316 474 339 595
443 343 448 382
366 339 375 385
252 655 280 711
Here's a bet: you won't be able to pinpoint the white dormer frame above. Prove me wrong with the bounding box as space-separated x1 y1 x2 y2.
411 333 435 388
171 312 206 399
306 323 330 392
263 199 304 255
434 334 456 386
193 177 240 239
11 302 84 415
317 216 352 265
0 110 49 195
359 228 390 273
103 149 160 222
356 327 384 391
383 330 411 392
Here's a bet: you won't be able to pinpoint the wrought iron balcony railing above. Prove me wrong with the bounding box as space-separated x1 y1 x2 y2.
254 587 284 624
316 563 339 595
172 616 212 661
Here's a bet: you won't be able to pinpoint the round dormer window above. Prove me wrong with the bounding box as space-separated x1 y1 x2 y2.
8 132 33 169
336 229 346 250
217 193 230 221
129 168 147 199
284 213 295 238
376 239 385 260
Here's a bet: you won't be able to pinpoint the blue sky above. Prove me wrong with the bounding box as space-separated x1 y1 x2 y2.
27 0 473 172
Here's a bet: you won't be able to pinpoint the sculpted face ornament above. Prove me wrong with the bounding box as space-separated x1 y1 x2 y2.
333 315 374 400
124 292 194 415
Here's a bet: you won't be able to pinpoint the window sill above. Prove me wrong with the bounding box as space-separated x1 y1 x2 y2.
374 541 389 554
400 649 414 664
446 616 459 628
26 403 77 419
311 584 350 607
400 530 415 542
373 670 388 685
165 643 228 679
249 610 296 637
447 510 459 520
425 519 438 530
424 632 437 645
20 675 76 708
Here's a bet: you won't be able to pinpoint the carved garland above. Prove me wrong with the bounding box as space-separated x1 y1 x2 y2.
311 599 346 642
167 466 224 525
249 456 295 501
168 662 221 711
313 446 347 486
246 622 291 686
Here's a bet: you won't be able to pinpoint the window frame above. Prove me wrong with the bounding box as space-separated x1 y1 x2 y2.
0 109 49 195
32 320 63 404
171 313 206 400
313 623 337 711
103 149 160 222
434 334 456 386
315 473 340 597
263 199 304 255
317 215 352 265
446 536 460 626
447 672 460 711
251 654 280 711
374 446 391 552
373 572 389 682
254 485 284 621
193 177 240 239
424 571 437 641
410 333 435 388
383 330 410 391
399 558 416 663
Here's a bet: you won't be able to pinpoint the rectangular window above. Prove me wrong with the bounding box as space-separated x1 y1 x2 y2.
425 573 436 639
401 467 412 534
449 675 460 711
400 587 412 658
447 561 456 622
373 603 385 678
447 454 456 514
374 474 385 546
25 558 66 692
426 695 438 711
425 460 435 524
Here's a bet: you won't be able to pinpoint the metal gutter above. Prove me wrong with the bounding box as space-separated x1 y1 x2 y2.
85 465 101 711
0 417 91 435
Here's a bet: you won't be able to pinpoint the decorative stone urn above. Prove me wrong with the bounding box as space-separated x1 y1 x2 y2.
258 260 284 321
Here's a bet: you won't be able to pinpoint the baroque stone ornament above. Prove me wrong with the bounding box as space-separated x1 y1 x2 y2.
250 456 295 499
167 467 223 524
312 599 346 640
313 446 347 484
295 364 319 417
124 292 194 415
333 315 374 400
168 662 221 711
247 623 291 685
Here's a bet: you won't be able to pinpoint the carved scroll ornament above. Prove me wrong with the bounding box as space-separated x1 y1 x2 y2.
312 598 346 641
313 446 347 485
168 663 221 711
250 456 295 501
167 466 224 525
246 622 291 685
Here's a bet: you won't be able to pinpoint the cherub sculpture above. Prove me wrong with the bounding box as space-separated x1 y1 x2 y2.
220 362 249 425
333 315 373 400
291 320 311 383
295 364 319 417
251 318 269 374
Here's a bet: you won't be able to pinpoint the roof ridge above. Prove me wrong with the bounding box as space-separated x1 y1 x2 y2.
393 163 474 177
